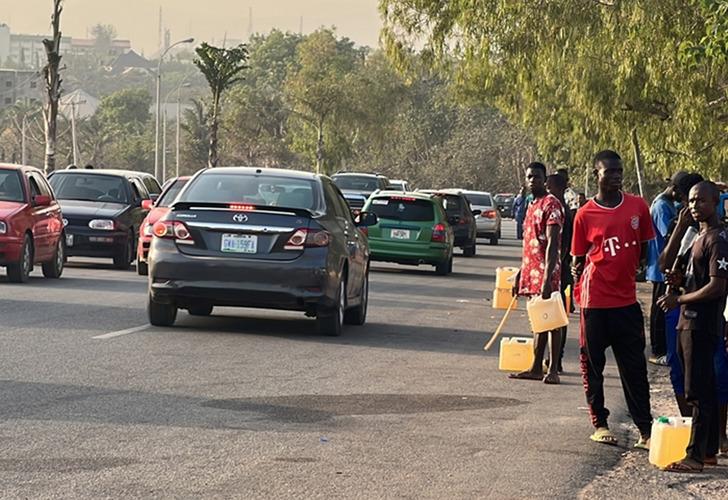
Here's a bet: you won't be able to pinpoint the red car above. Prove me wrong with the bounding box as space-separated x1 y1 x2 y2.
137 176 190 275
0 164 65 283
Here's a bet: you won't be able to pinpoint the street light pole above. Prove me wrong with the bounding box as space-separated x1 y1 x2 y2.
154 37 194 181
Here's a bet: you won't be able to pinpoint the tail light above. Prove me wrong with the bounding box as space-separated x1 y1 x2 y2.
483 210 497 219
431 223 447 243
152 221 194 244
285 229 330 250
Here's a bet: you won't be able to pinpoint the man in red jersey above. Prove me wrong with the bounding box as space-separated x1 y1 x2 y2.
572 150 655 448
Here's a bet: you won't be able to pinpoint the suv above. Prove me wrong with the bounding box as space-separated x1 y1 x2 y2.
495 193 515 218
332 173 390 213
432 190 479 257
48 169 160 269
0 164 65 282
363 191 454 275
462 190 501 245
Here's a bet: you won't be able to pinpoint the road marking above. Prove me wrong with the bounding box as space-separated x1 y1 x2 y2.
92 324 151 340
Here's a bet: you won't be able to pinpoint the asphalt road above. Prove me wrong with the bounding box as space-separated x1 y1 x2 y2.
0 221 636 499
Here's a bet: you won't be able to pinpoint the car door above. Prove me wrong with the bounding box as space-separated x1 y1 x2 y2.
323 180 360 299
34 172 63 252
25 172 52 260
128 178 149 232
333 183 368 287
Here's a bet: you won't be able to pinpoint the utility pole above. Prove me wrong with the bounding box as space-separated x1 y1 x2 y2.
68 97 85 166
176 99 181 178
162 107 167 183
21 114 27 165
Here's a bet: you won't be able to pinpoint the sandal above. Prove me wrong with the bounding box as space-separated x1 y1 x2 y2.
704 456 718 466
634 436 650 450
590 427 618 446
508 370 543 381
543 373 560 385
663 459 703 473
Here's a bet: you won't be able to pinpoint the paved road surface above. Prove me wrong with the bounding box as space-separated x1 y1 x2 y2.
0 221 634 498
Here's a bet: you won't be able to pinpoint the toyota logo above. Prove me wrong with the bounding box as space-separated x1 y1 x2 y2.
232 213 248 223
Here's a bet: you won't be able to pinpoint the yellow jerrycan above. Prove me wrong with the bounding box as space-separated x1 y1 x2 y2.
493 267 519 310
649 417 692 469
498 337 534 372
526 292 569 333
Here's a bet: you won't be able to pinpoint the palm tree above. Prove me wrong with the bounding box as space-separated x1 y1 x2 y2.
193 43 248 168
180 98 210 170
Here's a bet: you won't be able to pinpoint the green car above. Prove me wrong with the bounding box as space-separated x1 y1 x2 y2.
363 191 454 275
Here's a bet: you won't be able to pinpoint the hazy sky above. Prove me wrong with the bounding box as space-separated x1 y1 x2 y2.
1 0 383 54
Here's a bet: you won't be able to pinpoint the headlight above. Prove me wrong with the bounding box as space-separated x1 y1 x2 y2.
143 224 153 236
88 219 115 231
0 221 6 234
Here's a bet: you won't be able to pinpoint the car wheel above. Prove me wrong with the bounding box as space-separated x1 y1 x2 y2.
318 279 345 336
148 294 177 327
113 233 134 270
344 270 368 326
188 303 214 316
435 256 451 276
489 235 499 245
137 257 148 276
42 236 64 279
463 243 476 257
7 235 33 283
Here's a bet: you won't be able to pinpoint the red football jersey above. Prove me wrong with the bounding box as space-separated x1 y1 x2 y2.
571 193 655 309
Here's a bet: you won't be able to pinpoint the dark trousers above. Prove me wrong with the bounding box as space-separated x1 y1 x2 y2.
516 220 524 239
678 329 720 462
579 304 653 436
649 282 667 356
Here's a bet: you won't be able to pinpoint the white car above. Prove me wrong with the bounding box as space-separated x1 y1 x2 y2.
461 190 501 245
388 179 411 191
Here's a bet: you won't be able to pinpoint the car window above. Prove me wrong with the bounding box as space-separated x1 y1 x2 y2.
49 173 129 203
368 197 435 222
329 182 355 222
0 170 24 202
322 181 346 219
31 172 52 197
465 193 493 207
180 173 320 211
28 175 42 198
143 176 162 196
438 195 464 215
131 178 149 200
332 175 380 192
156 179 188 208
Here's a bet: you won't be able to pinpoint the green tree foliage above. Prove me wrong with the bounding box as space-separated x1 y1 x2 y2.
380 0 728 191
180 98 210 172
193 42 249 167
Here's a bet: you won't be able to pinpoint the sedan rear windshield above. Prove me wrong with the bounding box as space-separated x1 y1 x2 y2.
179 173 320 211
369 197 434 222
156 179 188 207
465 193 493 206
333 176 380 192
49 174 128 203
438 195 464 215
0 170 24 202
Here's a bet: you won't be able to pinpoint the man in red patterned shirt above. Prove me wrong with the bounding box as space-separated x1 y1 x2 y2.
572 150 655 449
510 162 564 384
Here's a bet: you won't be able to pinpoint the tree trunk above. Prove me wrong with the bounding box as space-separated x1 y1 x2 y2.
42 1 63 174
208 92 220 168
631 127 645 198
315 119 324 174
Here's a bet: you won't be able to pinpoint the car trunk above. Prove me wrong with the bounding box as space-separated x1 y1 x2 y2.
367 197 434 243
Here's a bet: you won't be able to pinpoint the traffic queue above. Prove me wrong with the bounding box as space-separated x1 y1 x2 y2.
0 162 500 337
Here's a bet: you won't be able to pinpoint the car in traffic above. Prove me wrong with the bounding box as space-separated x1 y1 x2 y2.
462 190 501 245
147 167 377 336
430 189 479 257
137 176 190 275
332 172 390 213
495 193 515 218
388 179 411 191
363 191 454 275
48 169 159 269
0 163 65 282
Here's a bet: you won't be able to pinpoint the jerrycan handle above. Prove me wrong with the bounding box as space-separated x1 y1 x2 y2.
514 338 530 344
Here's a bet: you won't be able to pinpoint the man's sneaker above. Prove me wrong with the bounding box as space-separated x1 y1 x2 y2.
634 436 650 450
648 355 669 366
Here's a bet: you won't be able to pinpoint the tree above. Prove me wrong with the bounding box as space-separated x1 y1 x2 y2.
193 43 249 168
181 98 210 171
90 24 118 57
42 0 63 174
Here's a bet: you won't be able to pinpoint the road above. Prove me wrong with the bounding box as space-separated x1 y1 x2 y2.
0 221 635 499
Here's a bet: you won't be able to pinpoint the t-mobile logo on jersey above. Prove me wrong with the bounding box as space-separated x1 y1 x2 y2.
603 236 639 257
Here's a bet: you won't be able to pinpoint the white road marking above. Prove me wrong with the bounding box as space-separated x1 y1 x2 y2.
92 324 151 340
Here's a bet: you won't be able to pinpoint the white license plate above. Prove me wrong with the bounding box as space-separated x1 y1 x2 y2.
390 229 411 240
65 234 74 247
221 234 258 254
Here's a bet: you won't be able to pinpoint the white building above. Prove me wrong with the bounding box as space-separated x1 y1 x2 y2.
0 68 42 110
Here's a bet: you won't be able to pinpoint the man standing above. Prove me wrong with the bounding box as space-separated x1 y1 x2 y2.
510 162 564 384
557 167 580 217
513 185 528 240
572 150 655 448
646 172 690 366
658 182 728 472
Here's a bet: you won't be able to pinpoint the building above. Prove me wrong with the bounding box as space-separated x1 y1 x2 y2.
0 68 42 110
59 89 100 120
70 38 132 59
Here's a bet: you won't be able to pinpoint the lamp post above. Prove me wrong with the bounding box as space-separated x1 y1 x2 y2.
154 38 194 181
163 76 193 181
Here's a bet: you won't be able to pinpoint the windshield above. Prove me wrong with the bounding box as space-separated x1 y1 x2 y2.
438 194 465 215
179 173 320 211
465 193 493 206
333 175 380 192
156 179 189 208
368 197 434 222
389 181 406 191
0 170 24 203
49 174 128 203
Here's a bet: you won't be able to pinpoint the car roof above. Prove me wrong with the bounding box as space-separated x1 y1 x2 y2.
0 162 43 173
199 166 322 182
371 190 435 201
51 168 157 179
332 172 381 179
460 190 493 197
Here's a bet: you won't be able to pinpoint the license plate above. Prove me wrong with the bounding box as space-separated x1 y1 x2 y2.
390 229 410 240
221 234 258 254
65 233 74 247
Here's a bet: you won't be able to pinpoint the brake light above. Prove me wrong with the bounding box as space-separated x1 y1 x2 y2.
483 210 497 219
152 221 194 244
284 229 330 250
230 204 255 211
432 223 447 243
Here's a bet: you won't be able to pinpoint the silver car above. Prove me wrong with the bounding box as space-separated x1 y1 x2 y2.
461 190 501 245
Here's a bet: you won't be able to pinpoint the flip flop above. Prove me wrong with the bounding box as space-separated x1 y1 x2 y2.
590 428 618 446
634 437 650 450
508 371 543 381
543 373 560 385
704 456 718 466
663 460 703 473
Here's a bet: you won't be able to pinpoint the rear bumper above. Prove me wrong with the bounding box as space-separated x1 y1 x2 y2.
65 226 128 258
138 234 152 262
149 239 338 311
368 239 450 265
0 236 23 265
453 226 475 247
476 219 499 236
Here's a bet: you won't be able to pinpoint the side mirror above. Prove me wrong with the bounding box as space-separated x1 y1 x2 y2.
471 209 482 217
356 211 378 227
34 194 52 207
141 199 154 210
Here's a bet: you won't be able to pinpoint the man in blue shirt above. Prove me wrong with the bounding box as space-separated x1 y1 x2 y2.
513 185 528 239
646 171 690 365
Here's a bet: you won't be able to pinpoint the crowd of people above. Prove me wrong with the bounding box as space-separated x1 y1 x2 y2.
508 149 728 473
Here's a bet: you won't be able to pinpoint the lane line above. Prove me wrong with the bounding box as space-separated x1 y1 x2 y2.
92 324 152 340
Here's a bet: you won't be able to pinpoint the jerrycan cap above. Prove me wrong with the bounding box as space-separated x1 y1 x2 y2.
657 416 670 424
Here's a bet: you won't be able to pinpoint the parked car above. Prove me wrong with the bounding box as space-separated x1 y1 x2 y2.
431 189 479 257
332 172 390 213
363 191 454 275
137 176 190 275
462 190 501 245
147 167 377 336
48 169 159 269
495 193 515 218
0 163 65 282
388 179 411 191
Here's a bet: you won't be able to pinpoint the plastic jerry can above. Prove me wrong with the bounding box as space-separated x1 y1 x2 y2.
526 292 569 333
649 417 692 469
495 267 520 289
499 337 534 372
492 287 518 310
565 285 572 314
